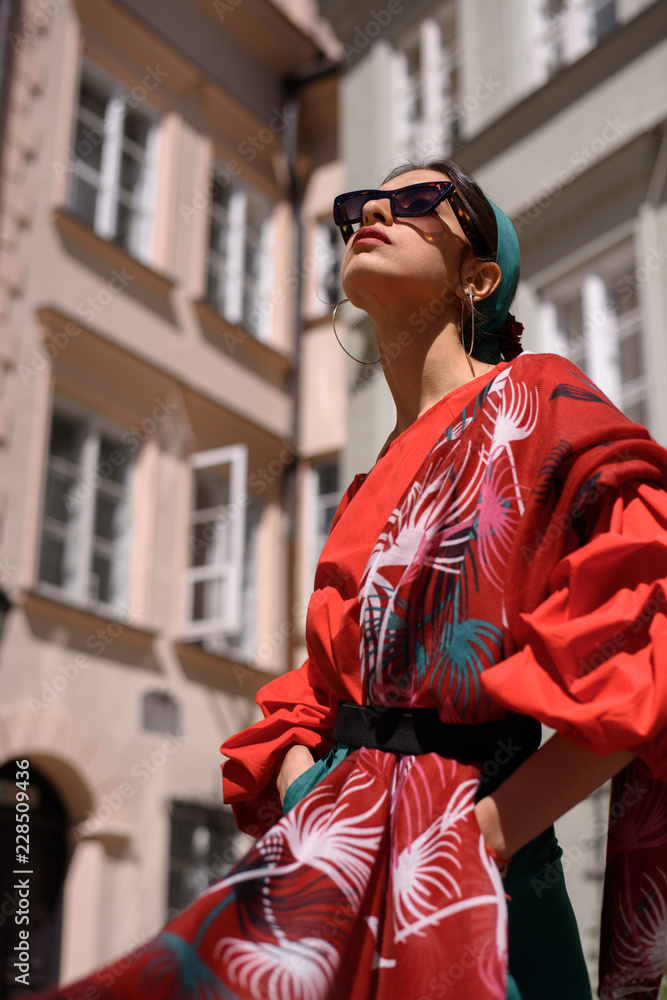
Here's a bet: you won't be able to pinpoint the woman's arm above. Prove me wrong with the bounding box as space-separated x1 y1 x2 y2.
276 745 316 805
474 732 634 859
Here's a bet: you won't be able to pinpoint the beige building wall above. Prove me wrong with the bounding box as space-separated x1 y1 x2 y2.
0 0 343 987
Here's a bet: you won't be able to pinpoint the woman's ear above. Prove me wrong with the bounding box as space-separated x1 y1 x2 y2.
464 260 502 302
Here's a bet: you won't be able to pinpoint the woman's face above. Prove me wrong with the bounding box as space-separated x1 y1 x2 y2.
340 169 473 313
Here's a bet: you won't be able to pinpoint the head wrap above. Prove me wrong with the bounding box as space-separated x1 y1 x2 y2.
474 201 523 361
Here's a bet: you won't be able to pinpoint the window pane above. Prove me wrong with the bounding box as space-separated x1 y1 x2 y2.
44 471 78 523
143 691 180 736
74 118 104 173
90 555 112 604
192 578 225 622
120 151 144 198
115 202 132 252
94 493 121 542
79 78 107 120
167 802 243 920
38 535 66 588
209 217 227 255
195 471 229 511
317 462 338 496
623 397 647 426
99 436 129 485
609 276 638 315
69 175 98 228
594 0 616 39
50 414 82 464
618 331 643 384
124 109 149 148
192 520 230 567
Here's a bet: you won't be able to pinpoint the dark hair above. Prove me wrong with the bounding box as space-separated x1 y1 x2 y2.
382 158 506 363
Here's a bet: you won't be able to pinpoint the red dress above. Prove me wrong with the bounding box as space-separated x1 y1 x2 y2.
32 354 667 999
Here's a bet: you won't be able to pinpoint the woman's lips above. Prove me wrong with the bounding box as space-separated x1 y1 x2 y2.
351 226 391 247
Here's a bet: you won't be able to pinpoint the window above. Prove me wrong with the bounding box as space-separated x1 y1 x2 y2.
38 406 133 611
313 219 344 313
143 690 180 736
529 0 617 83
184 445 249 644
393 16 457 157
206 172 274 341
167 801 246 919
540 241 647 426
309 458 342 581
67 67 158 262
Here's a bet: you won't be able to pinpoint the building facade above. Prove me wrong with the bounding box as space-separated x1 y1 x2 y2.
0 0 344 991
321 0 667 988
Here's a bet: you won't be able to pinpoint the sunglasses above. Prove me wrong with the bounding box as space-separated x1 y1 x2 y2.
332 181 477 245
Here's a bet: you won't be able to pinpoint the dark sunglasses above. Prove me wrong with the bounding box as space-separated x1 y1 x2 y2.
332 181 477 245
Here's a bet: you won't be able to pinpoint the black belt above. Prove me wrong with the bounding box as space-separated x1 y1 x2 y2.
332 702 541 795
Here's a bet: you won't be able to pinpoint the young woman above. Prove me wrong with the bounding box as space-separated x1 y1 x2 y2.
32 162 667 1000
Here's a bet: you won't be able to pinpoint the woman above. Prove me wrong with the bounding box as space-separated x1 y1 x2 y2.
33 161 667 1000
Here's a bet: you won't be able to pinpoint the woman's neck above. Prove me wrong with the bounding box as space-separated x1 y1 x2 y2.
375 310 494 435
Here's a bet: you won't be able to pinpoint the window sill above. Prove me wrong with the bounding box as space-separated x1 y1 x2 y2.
174 640 277 698
193 299 292 391
18 586 158 652
52 208 176 301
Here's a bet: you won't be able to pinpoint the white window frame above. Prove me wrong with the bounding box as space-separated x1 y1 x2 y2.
68 61 160 264
307 458 342 584
37 399 134 614
184 444 248 641
393 16 455 157
207 173 274 343
529 0 617 84
539 239 647 422
313 219 344 316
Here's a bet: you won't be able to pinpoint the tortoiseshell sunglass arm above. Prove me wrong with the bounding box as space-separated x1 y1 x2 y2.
447 188 477 246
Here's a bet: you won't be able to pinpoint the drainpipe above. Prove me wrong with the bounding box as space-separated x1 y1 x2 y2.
0 0 20 158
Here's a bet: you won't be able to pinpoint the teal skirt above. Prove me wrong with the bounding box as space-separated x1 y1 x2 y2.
284 744 593 1000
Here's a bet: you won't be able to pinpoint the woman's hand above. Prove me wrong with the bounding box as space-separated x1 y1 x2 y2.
276 745 316 805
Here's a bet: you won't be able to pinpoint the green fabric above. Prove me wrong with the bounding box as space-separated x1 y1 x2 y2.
281 742 350 815
507 973 523 1000
476 201 520 336
282 745 592 1000
504 828 592 1000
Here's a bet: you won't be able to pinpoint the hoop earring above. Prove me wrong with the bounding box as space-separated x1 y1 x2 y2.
332 299 380 365
461 286 475 378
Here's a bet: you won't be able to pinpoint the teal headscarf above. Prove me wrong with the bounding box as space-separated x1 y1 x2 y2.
476 201 521 339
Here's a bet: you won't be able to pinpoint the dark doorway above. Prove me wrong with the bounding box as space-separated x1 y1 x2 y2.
0 760 69 997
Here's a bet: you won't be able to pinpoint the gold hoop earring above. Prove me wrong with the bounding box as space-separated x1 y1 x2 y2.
332 299 380 365
461 286 475 378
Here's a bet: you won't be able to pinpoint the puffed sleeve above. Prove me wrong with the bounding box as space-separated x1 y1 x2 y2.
221 657 337 836
481 481 667 780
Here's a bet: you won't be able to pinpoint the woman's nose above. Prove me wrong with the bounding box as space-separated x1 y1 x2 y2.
362 196 392 227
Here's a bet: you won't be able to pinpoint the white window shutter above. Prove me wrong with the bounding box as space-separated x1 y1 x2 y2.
421 19 443 137
528 0 551 86
583 272 621 407
256 207 274 343
225 189 247 324
392 49 411 150
132 117 159 264
96 88 125 240
184 444 248 640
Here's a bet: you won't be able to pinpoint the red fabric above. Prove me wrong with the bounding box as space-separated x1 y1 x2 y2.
482 480 667 776
222 365 508 837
